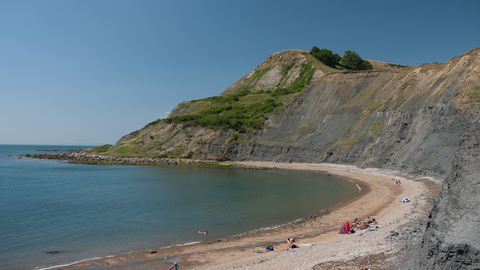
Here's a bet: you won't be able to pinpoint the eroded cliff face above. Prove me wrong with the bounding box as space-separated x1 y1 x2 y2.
406 104 480 269
226 48 480 181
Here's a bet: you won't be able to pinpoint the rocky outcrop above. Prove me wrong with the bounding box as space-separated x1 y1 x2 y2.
407 104 480 269
221 50 324 95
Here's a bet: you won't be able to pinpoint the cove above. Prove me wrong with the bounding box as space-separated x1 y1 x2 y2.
0 145 358 270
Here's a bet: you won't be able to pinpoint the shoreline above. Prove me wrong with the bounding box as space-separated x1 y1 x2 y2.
55 162 439 270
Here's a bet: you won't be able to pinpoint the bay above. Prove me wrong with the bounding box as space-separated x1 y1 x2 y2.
0 145 358 270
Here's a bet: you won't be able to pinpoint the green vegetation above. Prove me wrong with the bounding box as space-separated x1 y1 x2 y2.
370 121 382 134
310 47 372 71
184 151 193 159
191 86 253 104
270 61 315 97
280 62 295 78
153 61 316 133
218 162 235 166
163 98 283 132
113 145 140 157
336 137 359 149
400 79 415 90
229 132 241 143
129 130 142 137
146 119 162 127
245 67 273 84
430 152 438 159
362 101 382 111
341 50 373 70
309 47 340 68
468 86 480 101
91 144 112 153
163 144 185 158
388 63 407 68
357 90 370 98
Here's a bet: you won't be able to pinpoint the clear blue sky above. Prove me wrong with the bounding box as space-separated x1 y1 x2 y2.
1 0 479 145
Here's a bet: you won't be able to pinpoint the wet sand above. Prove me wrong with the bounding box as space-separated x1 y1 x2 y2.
62 162 440 270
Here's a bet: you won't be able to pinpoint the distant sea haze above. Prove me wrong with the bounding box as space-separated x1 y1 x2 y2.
0 145 358 270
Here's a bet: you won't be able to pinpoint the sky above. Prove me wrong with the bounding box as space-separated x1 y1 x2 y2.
1 0 479 146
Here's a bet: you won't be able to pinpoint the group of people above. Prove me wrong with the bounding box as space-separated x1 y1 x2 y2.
392 178 402 186
263 238 297 253
349 216 378 233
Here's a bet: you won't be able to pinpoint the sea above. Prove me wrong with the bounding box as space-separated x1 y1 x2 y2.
0 144 359 270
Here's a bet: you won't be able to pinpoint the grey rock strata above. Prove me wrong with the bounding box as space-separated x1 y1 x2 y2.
406 104 480 270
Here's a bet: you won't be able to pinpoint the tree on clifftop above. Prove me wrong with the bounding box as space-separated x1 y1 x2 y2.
309 47 338 68
340 50 373 70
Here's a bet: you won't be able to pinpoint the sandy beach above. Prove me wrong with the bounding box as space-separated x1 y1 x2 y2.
63 162 440 270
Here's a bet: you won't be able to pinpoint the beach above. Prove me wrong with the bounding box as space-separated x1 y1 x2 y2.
62 162 440 270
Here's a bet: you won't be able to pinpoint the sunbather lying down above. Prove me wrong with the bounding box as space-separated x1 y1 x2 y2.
350 217 379 232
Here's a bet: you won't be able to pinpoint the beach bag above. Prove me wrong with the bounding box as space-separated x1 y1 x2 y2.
266 245 274 251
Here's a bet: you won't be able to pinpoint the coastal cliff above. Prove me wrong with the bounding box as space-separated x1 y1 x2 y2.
409 105 480 269
90 47 480 268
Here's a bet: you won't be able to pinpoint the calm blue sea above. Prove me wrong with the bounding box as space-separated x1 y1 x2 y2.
0 145 358 270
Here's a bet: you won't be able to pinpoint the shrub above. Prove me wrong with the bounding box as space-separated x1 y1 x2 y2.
164 98 283 132
146 119 162 127
129 130 142 137
370 121 382 134
229 133 241 143
468 86 480 101
280 62 295 78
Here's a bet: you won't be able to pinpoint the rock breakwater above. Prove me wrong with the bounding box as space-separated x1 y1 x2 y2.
24 152 229 167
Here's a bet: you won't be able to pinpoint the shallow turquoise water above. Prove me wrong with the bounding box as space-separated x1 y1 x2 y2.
0 145 358 270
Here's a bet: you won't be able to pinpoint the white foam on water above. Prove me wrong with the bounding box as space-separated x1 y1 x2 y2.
347 179 361 192
35 255 114 270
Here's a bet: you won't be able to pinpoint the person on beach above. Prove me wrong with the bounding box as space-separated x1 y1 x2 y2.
170 262 178 270
287 238 295 249
198 231 208 235
365 216 371 224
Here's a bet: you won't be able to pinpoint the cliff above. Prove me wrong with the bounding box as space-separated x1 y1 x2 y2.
409 104 480 269
94 47 480 268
